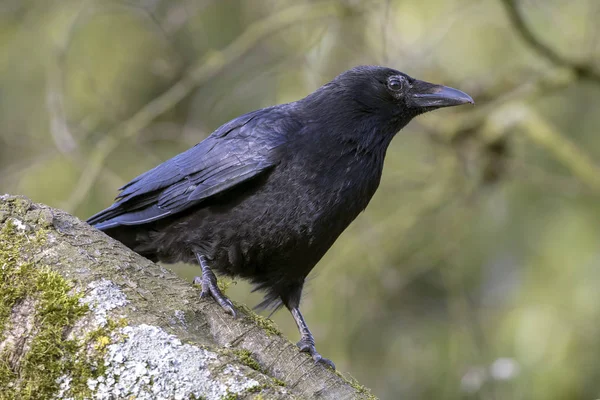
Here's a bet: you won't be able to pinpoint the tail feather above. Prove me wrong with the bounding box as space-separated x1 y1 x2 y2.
252 283 284 315
98 225 158 262
87 204 170 230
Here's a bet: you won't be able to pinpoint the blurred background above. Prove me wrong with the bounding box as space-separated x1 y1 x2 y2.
1 0 600 398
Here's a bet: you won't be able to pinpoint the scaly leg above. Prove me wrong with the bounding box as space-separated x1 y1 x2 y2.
193 253 237 318
291 307 335 369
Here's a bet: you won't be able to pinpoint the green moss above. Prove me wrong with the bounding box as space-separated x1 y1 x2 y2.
192 276 235 295
272 377 285 387
192 276 281 336
337 371 378 400
18 268 90 398
0 206 124 399
5 196 32 216
0 219 86 398
246 384 269 394
222 392 239 400
217 277 236 294
230 349 287 395
247 385 262 393
233 349 264 373
0 226 35 336
236 304 281 336
67 317 127 395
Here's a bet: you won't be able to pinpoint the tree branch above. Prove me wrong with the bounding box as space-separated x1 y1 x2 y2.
499 0 600 82
0 195 376 399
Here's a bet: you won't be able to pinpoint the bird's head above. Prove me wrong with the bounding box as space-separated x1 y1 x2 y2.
307 66 473 136
299 66 473 151
330 66 473 120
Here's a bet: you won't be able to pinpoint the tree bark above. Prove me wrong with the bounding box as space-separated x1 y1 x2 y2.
0 195 376 400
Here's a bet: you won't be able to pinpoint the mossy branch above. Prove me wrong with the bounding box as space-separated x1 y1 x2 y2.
0 195 376 400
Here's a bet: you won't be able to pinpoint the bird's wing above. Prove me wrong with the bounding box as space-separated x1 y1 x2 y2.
87 107 291 229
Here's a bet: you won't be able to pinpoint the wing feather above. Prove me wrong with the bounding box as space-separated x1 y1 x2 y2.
87 107 292 229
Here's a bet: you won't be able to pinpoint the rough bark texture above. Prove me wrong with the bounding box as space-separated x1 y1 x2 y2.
0 195 376 400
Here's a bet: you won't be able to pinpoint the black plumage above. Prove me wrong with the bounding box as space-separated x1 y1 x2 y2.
88 66 473 368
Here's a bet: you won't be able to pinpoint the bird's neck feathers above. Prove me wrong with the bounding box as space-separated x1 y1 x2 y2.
299 83 408 156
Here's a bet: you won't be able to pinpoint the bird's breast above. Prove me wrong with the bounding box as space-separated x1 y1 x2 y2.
273 148 384 239
200 143 387 279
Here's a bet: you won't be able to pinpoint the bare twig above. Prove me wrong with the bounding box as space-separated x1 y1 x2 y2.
499 0 600 82
46 66 77 154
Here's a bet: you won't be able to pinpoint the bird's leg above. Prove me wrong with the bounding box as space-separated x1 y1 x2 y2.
193 253 237 318
291 307 335 369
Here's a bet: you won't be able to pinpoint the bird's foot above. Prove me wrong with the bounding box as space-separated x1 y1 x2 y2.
193 274 237 318
296 337 335 370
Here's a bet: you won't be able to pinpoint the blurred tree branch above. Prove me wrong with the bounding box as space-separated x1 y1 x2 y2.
414 1 600 195
489 104 600 191
63 1 346 213
421 65 600 193
499 0 600 82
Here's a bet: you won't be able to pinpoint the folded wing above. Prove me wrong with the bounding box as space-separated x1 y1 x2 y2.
87 107 292 230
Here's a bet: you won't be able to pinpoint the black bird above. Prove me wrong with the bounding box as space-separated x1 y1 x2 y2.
87 66 473 368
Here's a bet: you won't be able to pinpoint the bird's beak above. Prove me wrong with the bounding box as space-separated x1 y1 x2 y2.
409 80 474 109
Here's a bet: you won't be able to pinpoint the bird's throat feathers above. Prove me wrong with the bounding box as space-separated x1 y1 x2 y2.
299 81 409 157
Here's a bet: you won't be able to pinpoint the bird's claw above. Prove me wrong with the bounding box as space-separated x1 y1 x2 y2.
193 275 237 318
296 338 335 370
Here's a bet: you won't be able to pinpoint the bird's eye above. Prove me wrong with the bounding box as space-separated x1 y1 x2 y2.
387 77 405 91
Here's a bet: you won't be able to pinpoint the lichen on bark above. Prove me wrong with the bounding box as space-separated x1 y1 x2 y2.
0 195 376 400
0 200 106 398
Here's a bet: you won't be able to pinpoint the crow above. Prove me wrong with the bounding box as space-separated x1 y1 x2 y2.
87 66 473 369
